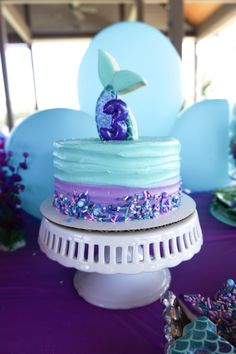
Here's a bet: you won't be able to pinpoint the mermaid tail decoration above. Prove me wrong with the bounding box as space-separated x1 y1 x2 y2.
95 50 147 141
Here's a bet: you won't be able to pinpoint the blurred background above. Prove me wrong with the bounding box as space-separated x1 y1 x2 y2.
1 0 236 133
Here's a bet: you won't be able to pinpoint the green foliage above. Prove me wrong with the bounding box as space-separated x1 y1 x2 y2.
201 77 212 98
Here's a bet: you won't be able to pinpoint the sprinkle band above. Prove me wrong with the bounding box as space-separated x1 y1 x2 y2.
53 188 182 223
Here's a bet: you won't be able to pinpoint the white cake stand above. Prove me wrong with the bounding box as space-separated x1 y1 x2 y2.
38 194 203 309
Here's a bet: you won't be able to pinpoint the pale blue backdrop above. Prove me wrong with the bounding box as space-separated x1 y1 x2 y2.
172 99 231 191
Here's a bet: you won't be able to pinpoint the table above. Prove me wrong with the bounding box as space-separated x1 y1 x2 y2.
1 193 236 354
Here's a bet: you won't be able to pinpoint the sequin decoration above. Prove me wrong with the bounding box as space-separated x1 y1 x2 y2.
95 86 117 139
53 188 182 223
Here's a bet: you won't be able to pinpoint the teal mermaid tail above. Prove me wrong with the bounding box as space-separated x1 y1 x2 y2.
95 50 147 141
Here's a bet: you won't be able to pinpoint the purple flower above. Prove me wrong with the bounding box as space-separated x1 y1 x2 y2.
19 162 27 170
0 143 29 235
18 184 25 191
0 138 4 149
8 165 15 172
10 173 22 183
0 151 6 160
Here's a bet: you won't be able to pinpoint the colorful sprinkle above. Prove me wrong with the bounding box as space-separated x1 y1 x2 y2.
53 188 182 223
180 279 236 347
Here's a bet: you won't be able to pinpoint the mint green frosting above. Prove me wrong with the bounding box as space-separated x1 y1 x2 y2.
53 137 181 187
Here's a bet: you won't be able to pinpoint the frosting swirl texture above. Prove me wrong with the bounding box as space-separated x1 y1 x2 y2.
53 137 181 188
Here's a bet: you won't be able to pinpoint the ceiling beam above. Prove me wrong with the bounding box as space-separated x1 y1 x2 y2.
2 0 134 3
118 3 125 20
32 32 98 40
197 4 236 38
2 4 31 43
3 0 236 4
136 0 144 21
169 0 184 57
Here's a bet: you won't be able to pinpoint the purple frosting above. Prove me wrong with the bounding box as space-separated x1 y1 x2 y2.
54 179 180 205
53 179 182 222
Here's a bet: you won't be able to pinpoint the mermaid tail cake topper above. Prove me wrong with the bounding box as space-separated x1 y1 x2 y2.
95 49 147 141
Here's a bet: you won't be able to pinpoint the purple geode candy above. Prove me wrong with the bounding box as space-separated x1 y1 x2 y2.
100 99 129 141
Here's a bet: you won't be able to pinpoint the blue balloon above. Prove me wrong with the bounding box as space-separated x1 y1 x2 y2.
172 99 231 191
7 108 96 219
78 21 183 137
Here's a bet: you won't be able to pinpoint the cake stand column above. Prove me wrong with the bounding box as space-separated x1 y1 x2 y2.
74 267 171 309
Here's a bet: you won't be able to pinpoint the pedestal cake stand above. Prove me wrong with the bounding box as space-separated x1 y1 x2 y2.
38 194 203 309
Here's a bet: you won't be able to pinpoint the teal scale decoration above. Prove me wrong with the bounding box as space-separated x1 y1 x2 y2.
95 49 147 141
169 317 236 354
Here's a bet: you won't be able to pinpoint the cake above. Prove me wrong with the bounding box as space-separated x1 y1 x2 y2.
53 50 182 223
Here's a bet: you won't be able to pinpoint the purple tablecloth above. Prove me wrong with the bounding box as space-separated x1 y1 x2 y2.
1 192 236 354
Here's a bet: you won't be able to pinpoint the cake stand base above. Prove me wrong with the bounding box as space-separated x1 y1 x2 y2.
74 268 171 309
